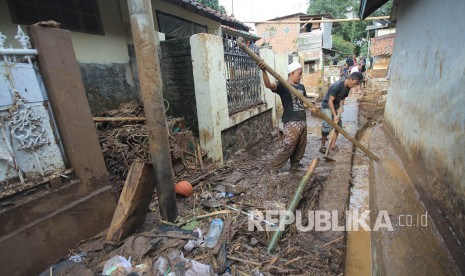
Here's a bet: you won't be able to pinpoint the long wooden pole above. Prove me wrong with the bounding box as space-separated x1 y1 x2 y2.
237 37 380 161
242 16 390 24
127 0 177 221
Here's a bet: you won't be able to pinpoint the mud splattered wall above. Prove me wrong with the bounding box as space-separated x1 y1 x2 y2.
222 110 273 160
80 63 139 115
384 0 465 241
160 37 198 136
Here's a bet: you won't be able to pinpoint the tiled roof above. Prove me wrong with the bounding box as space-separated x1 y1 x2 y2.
221 25 260 40
370 33 395 56
160 0 251 31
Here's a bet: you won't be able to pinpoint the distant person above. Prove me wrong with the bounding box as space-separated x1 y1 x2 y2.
360 57 367 88
346 55 354 70
343 63 349 79
352 55 358 67
350 64 362 93
257 61 308 175
339 64 349 80
320 72 364 153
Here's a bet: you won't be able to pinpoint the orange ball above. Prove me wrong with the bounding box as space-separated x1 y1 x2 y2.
175 180 193 197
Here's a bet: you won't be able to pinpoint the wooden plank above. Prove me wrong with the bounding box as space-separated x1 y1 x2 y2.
106 161 155 243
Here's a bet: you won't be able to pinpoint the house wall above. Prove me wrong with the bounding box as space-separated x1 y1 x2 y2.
0 0 128 63
190 34 285 165
385 0 465 241
256 15 300 54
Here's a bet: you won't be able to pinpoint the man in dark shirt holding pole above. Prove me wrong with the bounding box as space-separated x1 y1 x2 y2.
320 72 363 153
258 61 308 174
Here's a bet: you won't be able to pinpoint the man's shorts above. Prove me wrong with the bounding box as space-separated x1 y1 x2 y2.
321 108 342 136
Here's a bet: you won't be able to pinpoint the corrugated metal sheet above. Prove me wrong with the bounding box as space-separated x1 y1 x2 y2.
359 0 389 19
298 31 322 51
322 22 332 49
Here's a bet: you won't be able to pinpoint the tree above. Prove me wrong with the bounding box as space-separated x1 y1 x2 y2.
332 35 354 57
197 0 227 14
308 0 393 53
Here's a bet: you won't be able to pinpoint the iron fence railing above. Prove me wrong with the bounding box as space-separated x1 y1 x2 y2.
223 36 263 114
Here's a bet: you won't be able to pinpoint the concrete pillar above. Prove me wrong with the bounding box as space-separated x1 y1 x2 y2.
259 47 277 127
190 34 229 165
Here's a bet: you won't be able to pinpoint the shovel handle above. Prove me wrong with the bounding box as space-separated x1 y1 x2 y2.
237 37 380 162
325 108 343 157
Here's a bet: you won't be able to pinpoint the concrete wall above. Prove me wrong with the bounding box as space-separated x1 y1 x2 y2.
190 34 283 165
385 0 465 240
372 55 390 70
376 28 396 37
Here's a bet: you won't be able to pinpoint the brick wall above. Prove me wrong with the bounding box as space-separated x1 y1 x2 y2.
256 15 300 54
160 38 199 136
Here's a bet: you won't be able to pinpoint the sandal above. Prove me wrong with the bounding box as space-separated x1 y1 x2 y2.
330 146 339 151
319 146 327 154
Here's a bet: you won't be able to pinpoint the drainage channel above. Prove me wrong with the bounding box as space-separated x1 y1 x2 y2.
345 124 373 276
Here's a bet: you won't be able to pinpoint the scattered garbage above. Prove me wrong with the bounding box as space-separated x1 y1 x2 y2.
153 251 215 276
102 255 132 276
204 218 224 248
68 252 86 263
184 227 203 252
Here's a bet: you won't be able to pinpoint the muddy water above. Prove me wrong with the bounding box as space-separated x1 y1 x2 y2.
345 127 372 276
379 159 411 184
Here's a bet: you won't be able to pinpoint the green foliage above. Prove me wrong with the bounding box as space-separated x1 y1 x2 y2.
197 0 227 14
332 35 354 57
307 0 393 53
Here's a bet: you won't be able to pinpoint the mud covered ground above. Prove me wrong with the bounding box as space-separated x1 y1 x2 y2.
52 83 395 276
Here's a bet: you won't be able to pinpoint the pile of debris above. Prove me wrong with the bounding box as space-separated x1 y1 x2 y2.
95 102 207 192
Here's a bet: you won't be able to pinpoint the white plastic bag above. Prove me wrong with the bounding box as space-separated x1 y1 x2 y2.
102 255 132 275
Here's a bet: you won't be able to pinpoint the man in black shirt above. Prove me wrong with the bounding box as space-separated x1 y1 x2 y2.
320 72 363 153
258 61 308 174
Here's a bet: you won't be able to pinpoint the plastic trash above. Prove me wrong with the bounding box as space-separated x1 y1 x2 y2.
102 255 132 275
184 227 203 251
204 219 224 248
152 256 169 275
215 192 234 199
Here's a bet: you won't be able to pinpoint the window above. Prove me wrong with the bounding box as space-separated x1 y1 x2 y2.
157 11 207 40
304 61 316 74
7 0 104 35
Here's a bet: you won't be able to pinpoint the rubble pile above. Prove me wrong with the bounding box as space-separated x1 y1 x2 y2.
96 102 205 191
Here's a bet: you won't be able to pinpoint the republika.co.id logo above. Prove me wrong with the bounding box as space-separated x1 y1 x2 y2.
247 209 428 232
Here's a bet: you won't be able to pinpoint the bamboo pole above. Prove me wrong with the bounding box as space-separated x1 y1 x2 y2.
237 37 380 162
93 117 146 122
267 158 320 253
242 16 390 24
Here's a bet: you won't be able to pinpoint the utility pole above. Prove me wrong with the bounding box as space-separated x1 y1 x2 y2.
127 0 178 222
231 0 234 17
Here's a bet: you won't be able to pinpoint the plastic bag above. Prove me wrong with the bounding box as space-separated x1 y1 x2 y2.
102 255 132 275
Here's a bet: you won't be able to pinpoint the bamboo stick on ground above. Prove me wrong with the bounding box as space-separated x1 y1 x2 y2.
93 116 146 122
267 158 320 253
237 37 380 162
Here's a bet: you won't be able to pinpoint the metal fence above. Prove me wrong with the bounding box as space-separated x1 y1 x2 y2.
223 35 263 114
1 26 66 196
